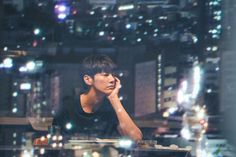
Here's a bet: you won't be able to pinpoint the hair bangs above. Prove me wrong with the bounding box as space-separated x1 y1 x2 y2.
82 54 117 76
92 62 117 75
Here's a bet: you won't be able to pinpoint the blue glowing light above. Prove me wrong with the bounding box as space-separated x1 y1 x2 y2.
54 4 70 20
65 122 72 130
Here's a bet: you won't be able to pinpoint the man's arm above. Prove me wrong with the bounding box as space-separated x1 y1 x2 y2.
107 77 142 142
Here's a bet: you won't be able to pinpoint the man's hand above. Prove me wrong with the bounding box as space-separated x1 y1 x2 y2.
106 76 143 141
107 77 121 100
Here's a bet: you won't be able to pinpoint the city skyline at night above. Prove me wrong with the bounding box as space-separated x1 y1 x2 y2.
1 0 235 157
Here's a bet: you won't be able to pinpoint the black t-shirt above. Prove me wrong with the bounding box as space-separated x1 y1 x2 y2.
53 96 119 138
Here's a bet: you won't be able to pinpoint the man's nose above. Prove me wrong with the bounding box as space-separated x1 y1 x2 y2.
108 74 115 82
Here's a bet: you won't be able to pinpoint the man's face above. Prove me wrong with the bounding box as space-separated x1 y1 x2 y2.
91 72 116 95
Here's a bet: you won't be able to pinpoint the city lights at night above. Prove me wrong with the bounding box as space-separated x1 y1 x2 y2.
54 3 70 20
0 0 235 157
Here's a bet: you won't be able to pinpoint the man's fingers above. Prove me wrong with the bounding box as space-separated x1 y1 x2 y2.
114 77 120 83
114 77 121 89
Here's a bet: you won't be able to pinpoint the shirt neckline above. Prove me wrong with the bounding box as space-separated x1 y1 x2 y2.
76 95 105 116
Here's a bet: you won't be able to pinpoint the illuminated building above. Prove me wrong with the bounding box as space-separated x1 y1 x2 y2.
203 0 222 115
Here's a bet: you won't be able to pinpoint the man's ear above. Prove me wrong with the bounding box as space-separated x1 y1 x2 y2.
83 75 93 86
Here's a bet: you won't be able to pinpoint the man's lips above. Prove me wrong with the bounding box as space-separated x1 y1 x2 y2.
107 86 115 89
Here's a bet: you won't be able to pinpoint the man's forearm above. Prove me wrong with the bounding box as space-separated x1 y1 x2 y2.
108 95 142 141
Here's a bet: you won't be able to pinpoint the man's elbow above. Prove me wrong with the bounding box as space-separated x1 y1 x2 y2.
118 126 143 141
137 131 143 141
131 130 143 142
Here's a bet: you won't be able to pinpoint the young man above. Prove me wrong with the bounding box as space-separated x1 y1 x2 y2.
53 54 142 141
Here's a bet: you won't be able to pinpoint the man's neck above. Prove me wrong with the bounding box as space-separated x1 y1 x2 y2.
80 88 105 113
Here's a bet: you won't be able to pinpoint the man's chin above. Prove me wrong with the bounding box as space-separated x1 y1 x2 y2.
104 90 113 95
106 92 113 95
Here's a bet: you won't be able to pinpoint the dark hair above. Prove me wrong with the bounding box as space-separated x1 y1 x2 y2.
80 54 117 93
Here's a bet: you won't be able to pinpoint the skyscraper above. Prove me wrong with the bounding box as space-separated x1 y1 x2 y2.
203 0 222 115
